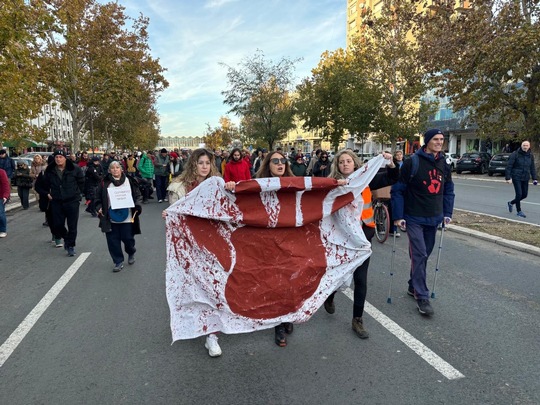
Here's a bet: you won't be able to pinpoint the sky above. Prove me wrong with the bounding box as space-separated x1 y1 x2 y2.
117 0 346 138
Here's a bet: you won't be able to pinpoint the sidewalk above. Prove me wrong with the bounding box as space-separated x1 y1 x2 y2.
5 192 37 213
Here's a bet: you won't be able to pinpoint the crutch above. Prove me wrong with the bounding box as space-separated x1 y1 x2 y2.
431 222 446 299
387 224 398 304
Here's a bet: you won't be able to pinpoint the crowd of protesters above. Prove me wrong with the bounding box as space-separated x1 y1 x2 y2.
8 132 519 359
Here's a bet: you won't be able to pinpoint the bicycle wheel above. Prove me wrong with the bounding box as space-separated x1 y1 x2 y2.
374 202 390 243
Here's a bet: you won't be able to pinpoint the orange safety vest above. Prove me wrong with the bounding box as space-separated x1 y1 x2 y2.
362 187 375 228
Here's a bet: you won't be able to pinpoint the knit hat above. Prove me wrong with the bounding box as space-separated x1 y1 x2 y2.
91 156 100 162
160 148 167 153
423 129 443 145
169 152 179 159
53 149 67 157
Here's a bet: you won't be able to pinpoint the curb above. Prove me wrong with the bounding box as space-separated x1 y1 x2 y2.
447 224 540 257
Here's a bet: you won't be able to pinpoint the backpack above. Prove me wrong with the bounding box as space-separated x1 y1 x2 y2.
408 153 450 183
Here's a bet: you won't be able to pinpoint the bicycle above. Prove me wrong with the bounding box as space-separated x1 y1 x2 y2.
373 198 390 243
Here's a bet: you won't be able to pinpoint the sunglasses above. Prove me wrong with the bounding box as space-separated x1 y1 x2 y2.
270 158 287 165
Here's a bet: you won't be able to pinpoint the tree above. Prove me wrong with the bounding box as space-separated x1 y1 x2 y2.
40 0 168 151
296 49 380 152
202 116 238 151
352 0 431 151
416 0 540 164
0 1 51 144
221 50 299 150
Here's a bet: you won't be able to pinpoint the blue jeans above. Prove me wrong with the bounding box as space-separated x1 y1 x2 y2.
406 222 437 300
0 200 6 232
105 222 136 265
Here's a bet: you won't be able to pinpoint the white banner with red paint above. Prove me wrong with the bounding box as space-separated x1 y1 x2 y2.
165 155 386 341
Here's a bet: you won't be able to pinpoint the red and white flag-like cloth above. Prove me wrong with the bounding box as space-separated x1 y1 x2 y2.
166 155 386 341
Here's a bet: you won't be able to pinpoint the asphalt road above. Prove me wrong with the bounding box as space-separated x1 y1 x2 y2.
453 173 540 225
0 198 539 404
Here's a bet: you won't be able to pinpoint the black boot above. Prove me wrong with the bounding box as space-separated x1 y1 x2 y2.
274 324 287 347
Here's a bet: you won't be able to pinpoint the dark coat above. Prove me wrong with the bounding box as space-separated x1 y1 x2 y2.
85 163 104 199
35 159 84 203
505 148 537 182
13 167 33 188
95 174 143 234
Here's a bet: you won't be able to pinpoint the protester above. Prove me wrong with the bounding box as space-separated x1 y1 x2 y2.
163 148 233 357
324 150 398 338
154 148 170 203
0 168 10 238
391 129 455 316
95 161 142 272
312 152 331 177
306 149 321 176
101 153 112 173
0 149 15 180
224 148 252 182
394 150 404 168
254 151 296 346
78 152 89 172
290 154 307 176
85 157 104 217
137 151 155 204
168 152 183 180
13 161 33 209
253 149 267 174
124 154 138 176
30 154 47 203
35 150 85 256
505 140 538 218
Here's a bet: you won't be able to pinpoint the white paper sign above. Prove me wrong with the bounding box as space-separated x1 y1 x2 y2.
107 179 135 209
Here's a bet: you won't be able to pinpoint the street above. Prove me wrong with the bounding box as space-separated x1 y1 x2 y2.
453 174 540 225
0 191 539 405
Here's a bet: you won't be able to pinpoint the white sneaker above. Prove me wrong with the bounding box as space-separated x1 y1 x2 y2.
0 232 6 238
205 334 222 357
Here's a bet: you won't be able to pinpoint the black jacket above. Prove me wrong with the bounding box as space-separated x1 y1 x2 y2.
95 174 143 234
85 163 104 198
36 159 84 203
505 148 537 182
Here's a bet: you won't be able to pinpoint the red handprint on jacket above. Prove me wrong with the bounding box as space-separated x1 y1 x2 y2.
423 169 442 194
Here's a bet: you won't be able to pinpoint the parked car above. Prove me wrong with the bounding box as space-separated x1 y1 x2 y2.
11 157 33 168
488 153 511 177
445 153 459 171
456 152 491 174
19 151 53 159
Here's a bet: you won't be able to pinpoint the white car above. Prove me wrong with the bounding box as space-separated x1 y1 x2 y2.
445 153 459 171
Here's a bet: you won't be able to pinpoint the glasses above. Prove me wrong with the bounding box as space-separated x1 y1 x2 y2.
270 158 287 165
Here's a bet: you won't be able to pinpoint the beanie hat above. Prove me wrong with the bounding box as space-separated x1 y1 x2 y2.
53 149 67 157
160 148 167 153
423 129 443 145
169 152 179 159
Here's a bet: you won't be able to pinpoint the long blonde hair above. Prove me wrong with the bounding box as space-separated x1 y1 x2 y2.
328 149 361 180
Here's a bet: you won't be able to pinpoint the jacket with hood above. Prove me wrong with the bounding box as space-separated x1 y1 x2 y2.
505 147 537 182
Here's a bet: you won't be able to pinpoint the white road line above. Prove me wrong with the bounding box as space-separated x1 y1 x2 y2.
0 252 91 369
343 289 465 381
453 182 494 188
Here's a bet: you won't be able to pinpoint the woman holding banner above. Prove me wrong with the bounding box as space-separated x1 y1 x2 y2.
163 148 235 358
324 150 398 339
96 161 143 273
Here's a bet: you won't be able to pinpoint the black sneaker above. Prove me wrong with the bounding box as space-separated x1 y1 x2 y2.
67 247 75 257
113 262 124 272
128 255 135 265
407 286 415 297
416 299 434 316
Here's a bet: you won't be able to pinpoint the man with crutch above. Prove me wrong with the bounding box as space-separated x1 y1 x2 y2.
391 129 455 316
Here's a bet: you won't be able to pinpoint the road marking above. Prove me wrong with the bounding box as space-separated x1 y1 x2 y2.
453 182 494 188
0 253 91 369
344 289 465 380
523 201 540 206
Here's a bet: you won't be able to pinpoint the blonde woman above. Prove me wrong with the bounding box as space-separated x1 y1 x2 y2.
30 154 47 201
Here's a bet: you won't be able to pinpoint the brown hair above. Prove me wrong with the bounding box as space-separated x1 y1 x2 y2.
255 151 294 178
